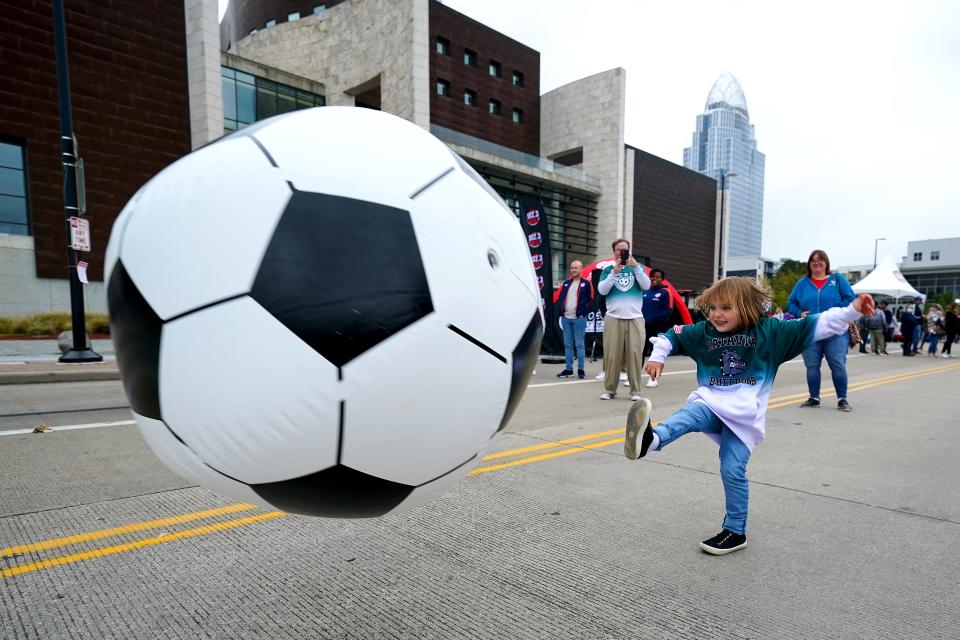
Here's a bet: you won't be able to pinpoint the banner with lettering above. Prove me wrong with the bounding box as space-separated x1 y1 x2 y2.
517 194 562 355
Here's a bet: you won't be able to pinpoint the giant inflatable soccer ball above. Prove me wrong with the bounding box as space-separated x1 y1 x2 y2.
105 107 542 518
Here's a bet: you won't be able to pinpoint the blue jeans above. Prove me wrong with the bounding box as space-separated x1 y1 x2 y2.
912 325 922 353
561 316 587 370
927 334 940 354
801 331 848 401
652 402 752 534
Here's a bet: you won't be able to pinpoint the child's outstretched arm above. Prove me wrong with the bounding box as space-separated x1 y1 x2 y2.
644 335 673 381
812 293 875 341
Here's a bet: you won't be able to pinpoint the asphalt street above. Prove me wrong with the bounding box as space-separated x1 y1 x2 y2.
1 350 958 639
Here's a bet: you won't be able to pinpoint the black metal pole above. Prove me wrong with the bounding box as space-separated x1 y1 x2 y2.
53 0 101 362
717 172 725 281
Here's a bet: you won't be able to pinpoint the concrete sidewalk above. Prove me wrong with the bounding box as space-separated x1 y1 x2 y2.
0 338 119 384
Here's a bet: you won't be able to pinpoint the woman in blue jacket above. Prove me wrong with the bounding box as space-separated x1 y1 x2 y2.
787 249 856 411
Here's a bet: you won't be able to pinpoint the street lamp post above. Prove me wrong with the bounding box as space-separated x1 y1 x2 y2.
53 0 101 363
717 171 737 281
873 237 886 271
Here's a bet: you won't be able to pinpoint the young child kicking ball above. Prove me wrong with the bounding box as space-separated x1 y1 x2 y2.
624 277 874 555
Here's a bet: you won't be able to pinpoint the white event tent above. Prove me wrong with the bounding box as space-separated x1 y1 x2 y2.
851 254 923 301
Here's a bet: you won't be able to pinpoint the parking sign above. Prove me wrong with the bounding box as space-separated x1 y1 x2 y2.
69 216 90 252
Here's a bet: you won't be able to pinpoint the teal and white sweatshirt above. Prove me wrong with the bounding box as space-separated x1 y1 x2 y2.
648 305 861 451
597 264 651 319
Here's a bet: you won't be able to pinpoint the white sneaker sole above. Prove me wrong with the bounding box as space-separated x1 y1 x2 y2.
624 398 652 460
699 540 747 555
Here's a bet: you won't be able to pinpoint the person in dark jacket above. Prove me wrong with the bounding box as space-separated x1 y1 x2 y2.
556 260 594 379
898 306 918 356
787 249 856 411
943 303 959 358
641 268 673 388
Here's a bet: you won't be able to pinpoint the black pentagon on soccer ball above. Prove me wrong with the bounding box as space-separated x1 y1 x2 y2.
106 260 164 421
249 465 414 518
250 190 433 367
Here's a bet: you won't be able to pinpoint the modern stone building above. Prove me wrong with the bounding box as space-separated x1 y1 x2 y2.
0 0 719 316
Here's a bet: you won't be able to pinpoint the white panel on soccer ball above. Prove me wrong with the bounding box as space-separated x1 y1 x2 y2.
134 412 272 509
160 296 340 484
417 166 537 302
252 107 457 206
407 173 539 356
340 314 508 486
386 454 484 515
119 136 291 320
103 187 144 285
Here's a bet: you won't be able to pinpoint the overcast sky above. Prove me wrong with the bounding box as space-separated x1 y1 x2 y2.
219 0 960 267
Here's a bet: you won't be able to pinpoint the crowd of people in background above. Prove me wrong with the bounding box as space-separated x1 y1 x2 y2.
552 243 958 404
853 297 958 358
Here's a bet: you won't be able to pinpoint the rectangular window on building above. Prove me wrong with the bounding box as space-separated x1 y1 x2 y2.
489 60 501 77
512 70 524 86
436 37 449 55
288 11 300 21
488 99 501 115
277 84 297 113
235 70 256 125
0 139 29 236
436 79 451 97
265 19 277 28
931 250 940 261
464 89 476 106
512 108 524 124
248 28 257 36
313 4 326 14
222 66 324 132
913 252 922 261
463 49 477 66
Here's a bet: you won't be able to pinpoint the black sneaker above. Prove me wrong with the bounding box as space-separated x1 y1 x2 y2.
699 529 747 555
556 369 573 378
624 398 653 460
577 369 585 379
799 398 820 408
837 399 852 412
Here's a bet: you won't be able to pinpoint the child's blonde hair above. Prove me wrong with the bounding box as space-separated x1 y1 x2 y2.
695 277 771 332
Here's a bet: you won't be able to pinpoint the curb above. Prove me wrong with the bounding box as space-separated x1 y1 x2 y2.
0 369 122 385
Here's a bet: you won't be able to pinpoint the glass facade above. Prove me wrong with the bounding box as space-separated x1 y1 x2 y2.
222 66 325 132
0 140 28 236
683 72 765 259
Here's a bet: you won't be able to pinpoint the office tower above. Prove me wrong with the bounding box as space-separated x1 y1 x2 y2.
684 72 765 260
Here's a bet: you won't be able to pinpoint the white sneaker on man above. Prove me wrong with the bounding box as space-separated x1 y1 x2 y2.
595 371 605 380
645 379 659 388
619 372 628 382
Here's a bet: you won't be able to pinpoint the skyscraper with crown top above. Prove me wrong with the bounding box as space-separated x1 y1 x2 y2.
684 72 765 263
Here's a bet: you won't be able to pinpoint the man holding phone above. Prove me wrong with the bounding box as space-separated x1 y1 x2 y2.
596 238 651 400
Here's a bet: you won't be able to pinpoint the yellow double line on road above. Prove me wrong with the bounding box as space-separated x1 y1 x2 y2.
4 362 959 579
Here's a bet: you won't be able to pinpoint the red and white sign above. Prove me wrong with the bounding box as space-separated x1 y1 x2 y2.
527 232 542 248
531 253 544 270
525 208 540 226
69 216 91 252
